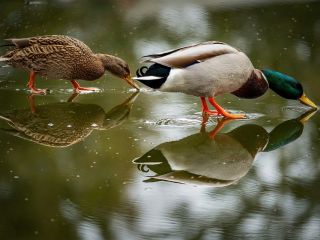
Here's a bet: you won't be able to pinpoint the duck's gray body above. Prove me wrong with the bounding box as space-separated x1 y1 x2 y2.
161 52 254 96
139 41 268 98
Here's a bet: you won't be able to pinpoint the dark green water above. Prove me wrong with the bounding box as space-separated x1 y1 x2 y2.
0 1 320 239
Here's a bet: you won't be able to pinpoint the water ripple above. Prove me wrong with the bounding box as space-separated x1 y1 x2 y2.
143 112 263 128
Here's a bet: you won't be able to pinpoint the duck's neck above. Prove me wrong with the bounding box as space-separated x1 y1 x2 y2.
96 54 117 71
232 69 268 98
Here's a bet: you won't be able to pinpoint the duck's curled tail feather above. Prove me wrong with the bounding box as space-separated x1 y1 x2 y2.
134 63 171 89
136 66 148 77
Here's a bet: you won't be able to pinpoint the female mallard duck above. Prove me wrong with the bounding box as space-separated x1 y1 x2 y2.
134 41 317 119
0 35 139 93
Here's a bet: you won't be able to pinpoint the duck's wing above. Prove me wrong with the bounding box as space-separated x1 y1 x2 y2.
142 41 240 68
5 35 92 53
3 35 93 72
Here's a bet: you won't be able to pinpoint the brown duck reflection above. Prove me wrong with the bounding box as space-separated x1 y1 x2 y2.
0 92 138 147
133 110 316 187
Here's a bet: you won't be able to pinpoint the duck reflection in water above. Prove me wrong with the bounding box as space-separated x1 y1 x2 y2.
0 92 138 147
133 110 316 187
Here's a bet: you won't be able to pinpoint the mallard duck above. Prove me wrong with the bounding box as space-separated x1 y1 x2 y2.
134 41 317 119
0 35 139 93
0 92 138 147
133 110 315 186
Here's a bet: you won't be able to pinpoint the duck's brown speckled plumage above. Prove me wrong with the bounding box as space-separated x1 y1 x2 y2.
0 35 139 92
4 35 105 80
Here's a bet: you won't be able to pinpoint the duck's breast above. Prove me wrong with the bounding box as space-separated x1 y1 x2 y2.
160 52 254 97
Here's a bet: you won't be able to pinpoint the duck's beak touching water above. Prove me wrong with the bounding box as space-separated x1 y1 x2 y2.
124 76 140 90
299 93 318 109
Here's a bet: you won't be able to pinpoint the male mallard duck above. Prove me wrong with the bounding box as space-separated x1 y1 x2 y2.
0 35 139 93
134 41 317 119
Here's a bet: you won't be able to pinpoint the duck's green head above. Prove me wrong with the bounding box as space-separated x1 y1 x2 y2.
261 69 318 109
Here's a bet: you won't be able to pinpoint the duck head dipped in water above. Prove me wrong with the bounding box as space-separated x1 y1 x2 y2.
0 35 140 94
133 41 317 119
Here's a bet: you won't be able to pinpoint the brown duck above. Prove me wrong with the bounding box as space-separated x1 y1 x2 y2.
0 35 140 93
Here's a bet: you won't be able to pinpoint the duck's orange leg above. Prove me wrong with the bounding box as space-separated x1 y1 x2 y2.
200 97 218 115
208 97 246 119
71 80 99 93
208 118 235 138
27 71 47 94
27 94 37 114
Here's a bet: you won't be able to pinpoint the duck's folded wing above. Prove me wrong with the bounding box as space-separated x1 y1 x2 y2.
5 35 92 53
142 41 240 68
5 44 81 72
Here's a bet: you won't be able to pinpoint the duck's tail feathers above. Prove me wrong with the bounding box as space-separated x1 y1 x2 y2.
0 57 10 62
134 65 163 80
132 76 163 81
136 65 148 77
134 64 169 89
0 43 15 47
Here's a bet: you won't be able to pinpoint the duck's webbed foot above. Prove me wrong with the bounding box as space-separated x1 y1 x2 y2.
71 80 99 93
207 97 246 119
27 71 48 95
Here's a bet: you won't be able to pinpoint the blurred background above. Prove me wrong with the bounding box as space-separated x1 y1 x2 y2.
0 0 320 239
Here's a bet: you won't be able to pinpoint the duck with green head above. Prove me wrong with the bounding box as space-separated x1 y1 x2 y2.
133 41 317 119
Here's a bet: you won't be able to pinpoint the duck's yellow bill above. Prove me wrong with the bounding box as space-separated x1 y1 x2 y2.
299 109 317 124
299 94 318 109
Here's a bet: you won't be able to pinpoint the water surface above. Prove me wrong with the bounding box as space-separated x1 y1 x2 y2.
0 1 320 239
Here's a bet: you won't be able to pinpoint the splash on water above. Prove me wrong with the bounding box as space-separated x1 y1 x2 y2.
283 105 317 113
